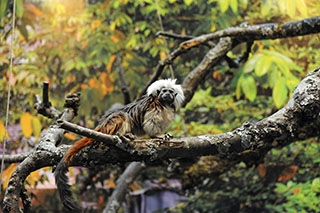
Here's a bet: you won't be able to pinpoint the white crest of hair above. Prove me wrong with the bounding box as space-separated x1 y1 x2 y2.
147 78 185 109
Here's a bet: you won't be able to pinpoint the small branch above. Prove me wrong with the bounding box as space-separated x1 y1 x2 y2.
116 55 131 104
103 162 145 213
156 31 194 40
42 81 49 104
182 37 233 104
56 119 126 150
34 82 61 119
0 152 32 163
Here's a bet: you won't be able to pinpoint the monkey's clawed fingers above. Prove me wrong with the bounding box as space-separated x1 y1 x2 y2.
119 133 136 142
153 133 173 141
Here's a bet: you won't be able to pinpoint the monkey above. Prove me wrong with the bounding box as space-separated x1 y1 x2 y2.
54 78 184 212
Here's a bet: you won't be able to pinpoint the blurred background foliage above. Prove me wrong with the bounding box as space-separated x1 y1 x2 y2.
0 0 320 212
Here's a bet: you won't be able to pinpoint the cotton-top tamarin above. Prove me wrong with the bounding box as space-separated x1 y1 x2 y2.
54 79 185 211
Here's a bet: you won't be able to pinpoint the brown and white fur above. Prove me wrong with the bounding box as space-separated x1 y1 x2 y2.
54 79 184 212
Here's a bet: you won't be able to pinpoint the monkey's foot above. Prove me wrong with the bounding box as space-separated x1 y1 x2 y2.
118 133 136 142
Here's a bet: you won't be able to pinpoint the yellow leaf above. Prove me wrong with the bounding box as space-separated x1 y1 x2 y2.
0 121 10 141
26 170 40 186
1 163 18 189
296 0 308 17
107 55 116 73
20 112 33 138
55 4 66 15
110 35 120 43
64 132 77 141
91 19 102 30
105 180 116 189
88 77 99 89
285 0 296 17
32 116 42 138
100 73 114 96
25 3 42 17
160 51 167 61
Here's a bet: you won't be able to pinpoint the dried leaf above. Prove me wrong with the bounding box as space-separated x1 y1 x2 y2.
257 164 266 177
277 165 298 182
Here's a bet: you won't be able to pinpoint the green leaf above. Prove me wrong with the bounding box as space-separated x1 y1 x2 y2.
184 0 193 6
16 0 24 18
311 178 320 192
218 0 229 13
241 75 257 102
255 55 272 77
267 69 280 88
273 77 288 108
236 75 243 99
229 0 238 13
244 53 261 73
0 0 8 18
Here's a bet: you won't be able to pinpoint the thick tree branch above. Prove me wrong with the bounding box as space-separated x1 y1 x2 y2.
179 16 320 50
57 68 320 167
3 17 320 213
2 92 81 213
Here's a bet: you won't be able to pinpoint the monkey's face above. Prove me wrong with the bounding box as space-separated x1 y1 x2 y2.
157 87 177 107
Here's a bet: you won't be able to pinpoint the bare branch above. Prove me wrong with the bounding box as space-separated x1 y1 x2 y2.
156 31 194 40
103 162 145 213
182 37 233 104
2 92 81 213
0 152 32 163
53 68 320 168
116 55 131 104
179 16 320 50
34 82 61 119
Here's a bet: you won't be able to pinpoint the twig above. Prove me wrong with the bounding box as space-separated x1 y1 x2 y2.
116 55 131 104
34 82 61 119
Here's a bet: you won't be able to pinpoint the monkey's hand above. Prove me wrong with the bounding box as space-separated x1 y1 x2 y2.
153 133 173 141
118 133 136 142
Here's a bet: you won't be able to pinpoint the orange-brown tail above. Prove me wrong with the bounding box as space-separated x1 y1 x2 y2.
64 137 95 165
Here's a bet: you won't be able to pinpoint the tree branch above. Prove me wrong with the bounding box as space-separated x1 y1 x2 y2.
179 16 320 50
116 55 131 104
56 68 320 167
103 162 145 213
0 152 32 163
2 92 81 213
